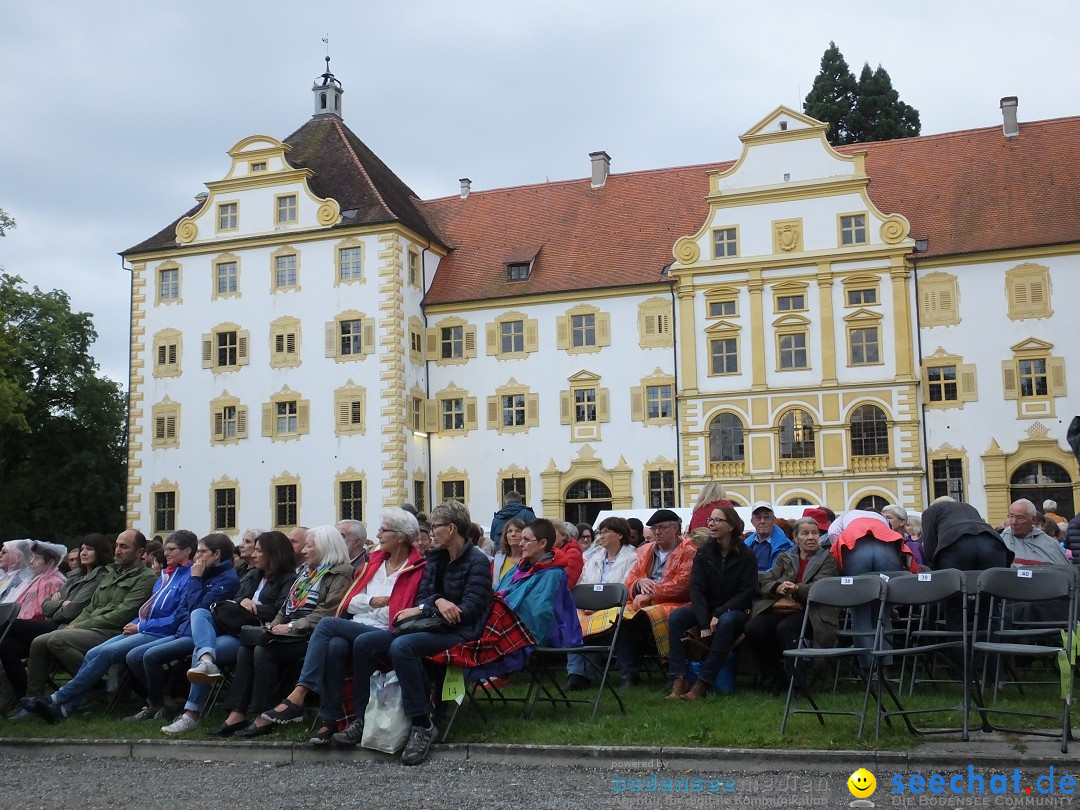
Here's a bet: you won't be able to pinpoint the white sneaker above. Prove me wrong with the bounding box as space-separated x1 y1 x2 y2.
161 714 199 735
187 660 222 685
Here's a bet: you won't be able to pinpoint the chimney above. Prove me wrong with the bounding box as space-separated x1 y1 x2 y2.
1000 96 1019 139
589 151 610 188
459 178 471 199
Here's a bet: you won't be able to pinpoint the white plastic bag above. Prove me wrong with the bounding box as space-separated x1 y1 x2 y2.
361 670 410 753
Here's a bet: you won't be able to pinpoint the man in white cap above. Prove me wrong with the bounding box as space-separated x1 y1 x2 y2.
744 502 793 572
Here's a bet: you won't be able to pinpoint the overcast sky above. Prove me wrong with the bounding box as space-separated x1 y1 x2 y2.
2 0 1077 384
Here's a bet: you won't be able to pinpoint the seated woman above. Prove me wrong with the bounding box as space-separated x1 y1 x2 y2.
496 518 582 649
492 518 525 586
744 516 839 693
162 531 296 734
348 500 493 765
250 509 426 744
220 526 352 738
666 505 757 701
566 516 638 691
123 533 240 722
10 543 69 620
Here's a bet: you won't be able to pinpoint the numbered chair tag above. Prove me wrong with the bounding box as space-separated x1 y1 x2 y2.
442 665 466 704
879 573 890 582
593 584 604 592
918 573 931 582
1018 569 1033 579
841 577 853 585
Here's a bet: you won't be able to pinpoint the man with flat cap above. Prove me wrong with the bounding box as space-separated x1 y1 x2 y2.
610 509 697 687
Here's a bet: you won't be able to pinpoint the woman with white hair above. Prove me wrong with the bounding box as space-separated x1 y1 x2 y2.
0 540 34 602
882 505 923 566
10 542 68 619
250 508 427 743
220 525 353 737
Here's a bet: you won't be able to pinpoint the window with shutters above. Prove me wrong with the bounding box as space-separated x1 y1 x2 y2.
325 311 376 362
630 370 676 426
209 477 239 533
202 323 250 372
151 399 180 449
1006 263 1052 320
637 297 674 349
428 317 476 366
212 255 240 301
333 382 366 436
151 483 178 533
409 387 425 432
336 240 364 285
217 202 238 232
487 379 539 435
155 262 182 305
152 329 182 378
485 312 538 360
560 371 609 442
555 305 610 355
269 316 301 369
270 472 301 529
271 248 300 292
335 469 365 522
712 226 738 258
275 193 297 225
838 213 868 246
427 384 478 437
408 317 425 364
408 249 421 288
209 392 248 445
1002 338 1065 419
261 386 310 442
919 272 960 327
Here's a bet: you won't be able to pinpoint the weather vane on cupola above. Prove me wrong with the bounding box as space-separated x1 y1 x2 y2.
313 35 343 119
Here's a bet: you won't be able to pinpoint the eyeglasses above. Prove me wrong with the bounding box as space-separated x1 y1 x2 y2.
377 527 399 534
706 517 728 524
163 546 180 553
430 522 450 530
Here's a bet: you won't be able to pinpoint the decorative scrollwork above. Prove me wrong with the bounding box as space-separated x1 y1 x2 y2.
175 219 198 244
879 215 910 244
673 237 700 264
317 201 341 226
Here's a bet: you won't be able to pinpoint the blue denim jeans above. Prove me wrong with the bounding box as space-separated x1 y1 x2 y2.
667 605 747 683
53 632 160 710
296 616 381 721
126 634 195 707
352 629 466 722
840 538 902 666
184 607 242 713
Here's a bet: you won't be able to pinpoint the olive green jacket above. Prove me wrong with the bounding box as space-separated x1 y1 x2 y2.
68 562 156 632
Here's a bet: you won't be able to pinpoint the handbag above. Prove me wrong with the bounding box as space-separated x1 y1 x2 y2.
392 612 451 636
361 671 410 753
211 600 260 636
770 595 803 613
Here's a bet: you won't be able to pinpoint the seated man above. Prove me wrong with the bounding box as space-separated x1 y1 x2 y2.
22 530 154 701
26 530 197 722
1001 499 1068 566
744 502 794 572
613 509 696 686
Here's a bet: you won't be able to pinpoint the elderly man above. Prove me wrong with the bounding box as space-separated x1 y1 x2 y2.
338 519 368 569
287 526 309 571
744 502 794 571
613 509 697 687
1001 499 1067 566
21 530 154 701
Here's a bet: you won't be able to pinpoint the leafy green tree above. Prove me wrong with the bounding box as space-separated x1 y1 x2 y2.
0 271 127 543
849 64 921 143
0 209 15 238
803 41 858 146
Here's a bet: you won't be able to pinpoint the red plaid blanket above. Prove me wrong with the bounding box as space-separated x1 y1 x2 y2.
428 595 535 668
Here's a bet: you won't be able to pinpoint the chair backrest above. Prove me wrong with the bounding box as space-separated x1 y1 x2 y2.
977 566 1072 602
885 568 964 605
806 574 885 608
0 601 20 626
570 582 629 612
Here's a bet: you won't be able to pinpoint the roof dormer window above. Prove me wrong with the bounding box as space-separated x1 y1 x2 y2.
507 262 530 282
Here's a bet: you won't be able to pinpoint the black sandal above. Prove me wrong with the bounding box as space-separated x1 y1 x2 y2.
260 697 305 725
308 724 334 745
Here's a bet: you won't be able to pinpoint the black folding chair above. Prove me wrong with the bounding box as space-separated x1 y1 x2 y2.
780 575 885 739
523 582 628 721
873 569 968 740
967 566 1076 753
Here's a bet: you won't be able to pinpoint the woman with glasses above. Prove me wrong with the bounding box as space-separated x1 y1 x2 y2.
250 509 426 745
665 506 757 701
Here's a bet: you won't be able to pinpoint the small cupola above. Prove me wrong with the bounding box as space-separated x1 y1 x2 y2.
312 56 343 119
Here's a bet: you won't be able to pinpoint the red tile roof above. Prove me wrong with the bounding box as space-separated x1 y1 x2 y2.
424 116 1080 305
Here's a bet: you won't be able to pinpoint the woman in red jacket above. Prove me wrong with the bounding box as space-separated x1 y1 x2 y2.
687 482 734 532
253 508 425 743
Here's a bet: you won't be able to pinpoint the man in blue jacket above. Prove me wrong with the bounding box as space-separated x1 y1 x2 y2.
489 491 536 550
744 502 794 571
29 530 198 722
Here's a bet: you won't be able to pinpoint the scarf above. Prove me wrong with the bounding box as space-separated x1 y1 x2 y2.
284 562 331 617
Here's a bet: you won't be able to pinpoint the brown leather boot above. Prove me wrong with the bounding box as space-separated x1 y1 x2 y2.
680 679 710 701
665 676 689 700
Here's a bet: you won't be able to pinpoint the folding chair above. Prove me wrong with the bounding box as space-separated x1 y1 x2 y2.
0 603 21 721
873 569 968 740
780 575 885 738
523 582 628 721
967 566 1076 753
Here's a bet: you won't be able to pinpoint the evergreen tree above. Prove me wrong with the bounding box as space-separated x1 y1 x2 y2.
803 42 858 146
850 64 921 142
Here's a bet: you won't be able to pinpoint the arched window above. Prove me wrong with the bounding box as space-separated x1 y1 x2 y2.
320 92 327 110
563 478 613 526
850 404 889 457
709 412 745 462
779 409 815 459
855 495 888 512
1010 461 1074 518
785 496 813 506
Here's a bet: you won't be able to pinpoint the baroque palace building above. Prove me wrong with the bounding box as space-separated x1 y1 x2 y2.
121 65 1080 537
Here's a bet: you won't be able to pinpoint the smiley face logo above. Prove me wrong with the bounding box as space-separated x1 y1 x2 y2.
847 768 877 798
